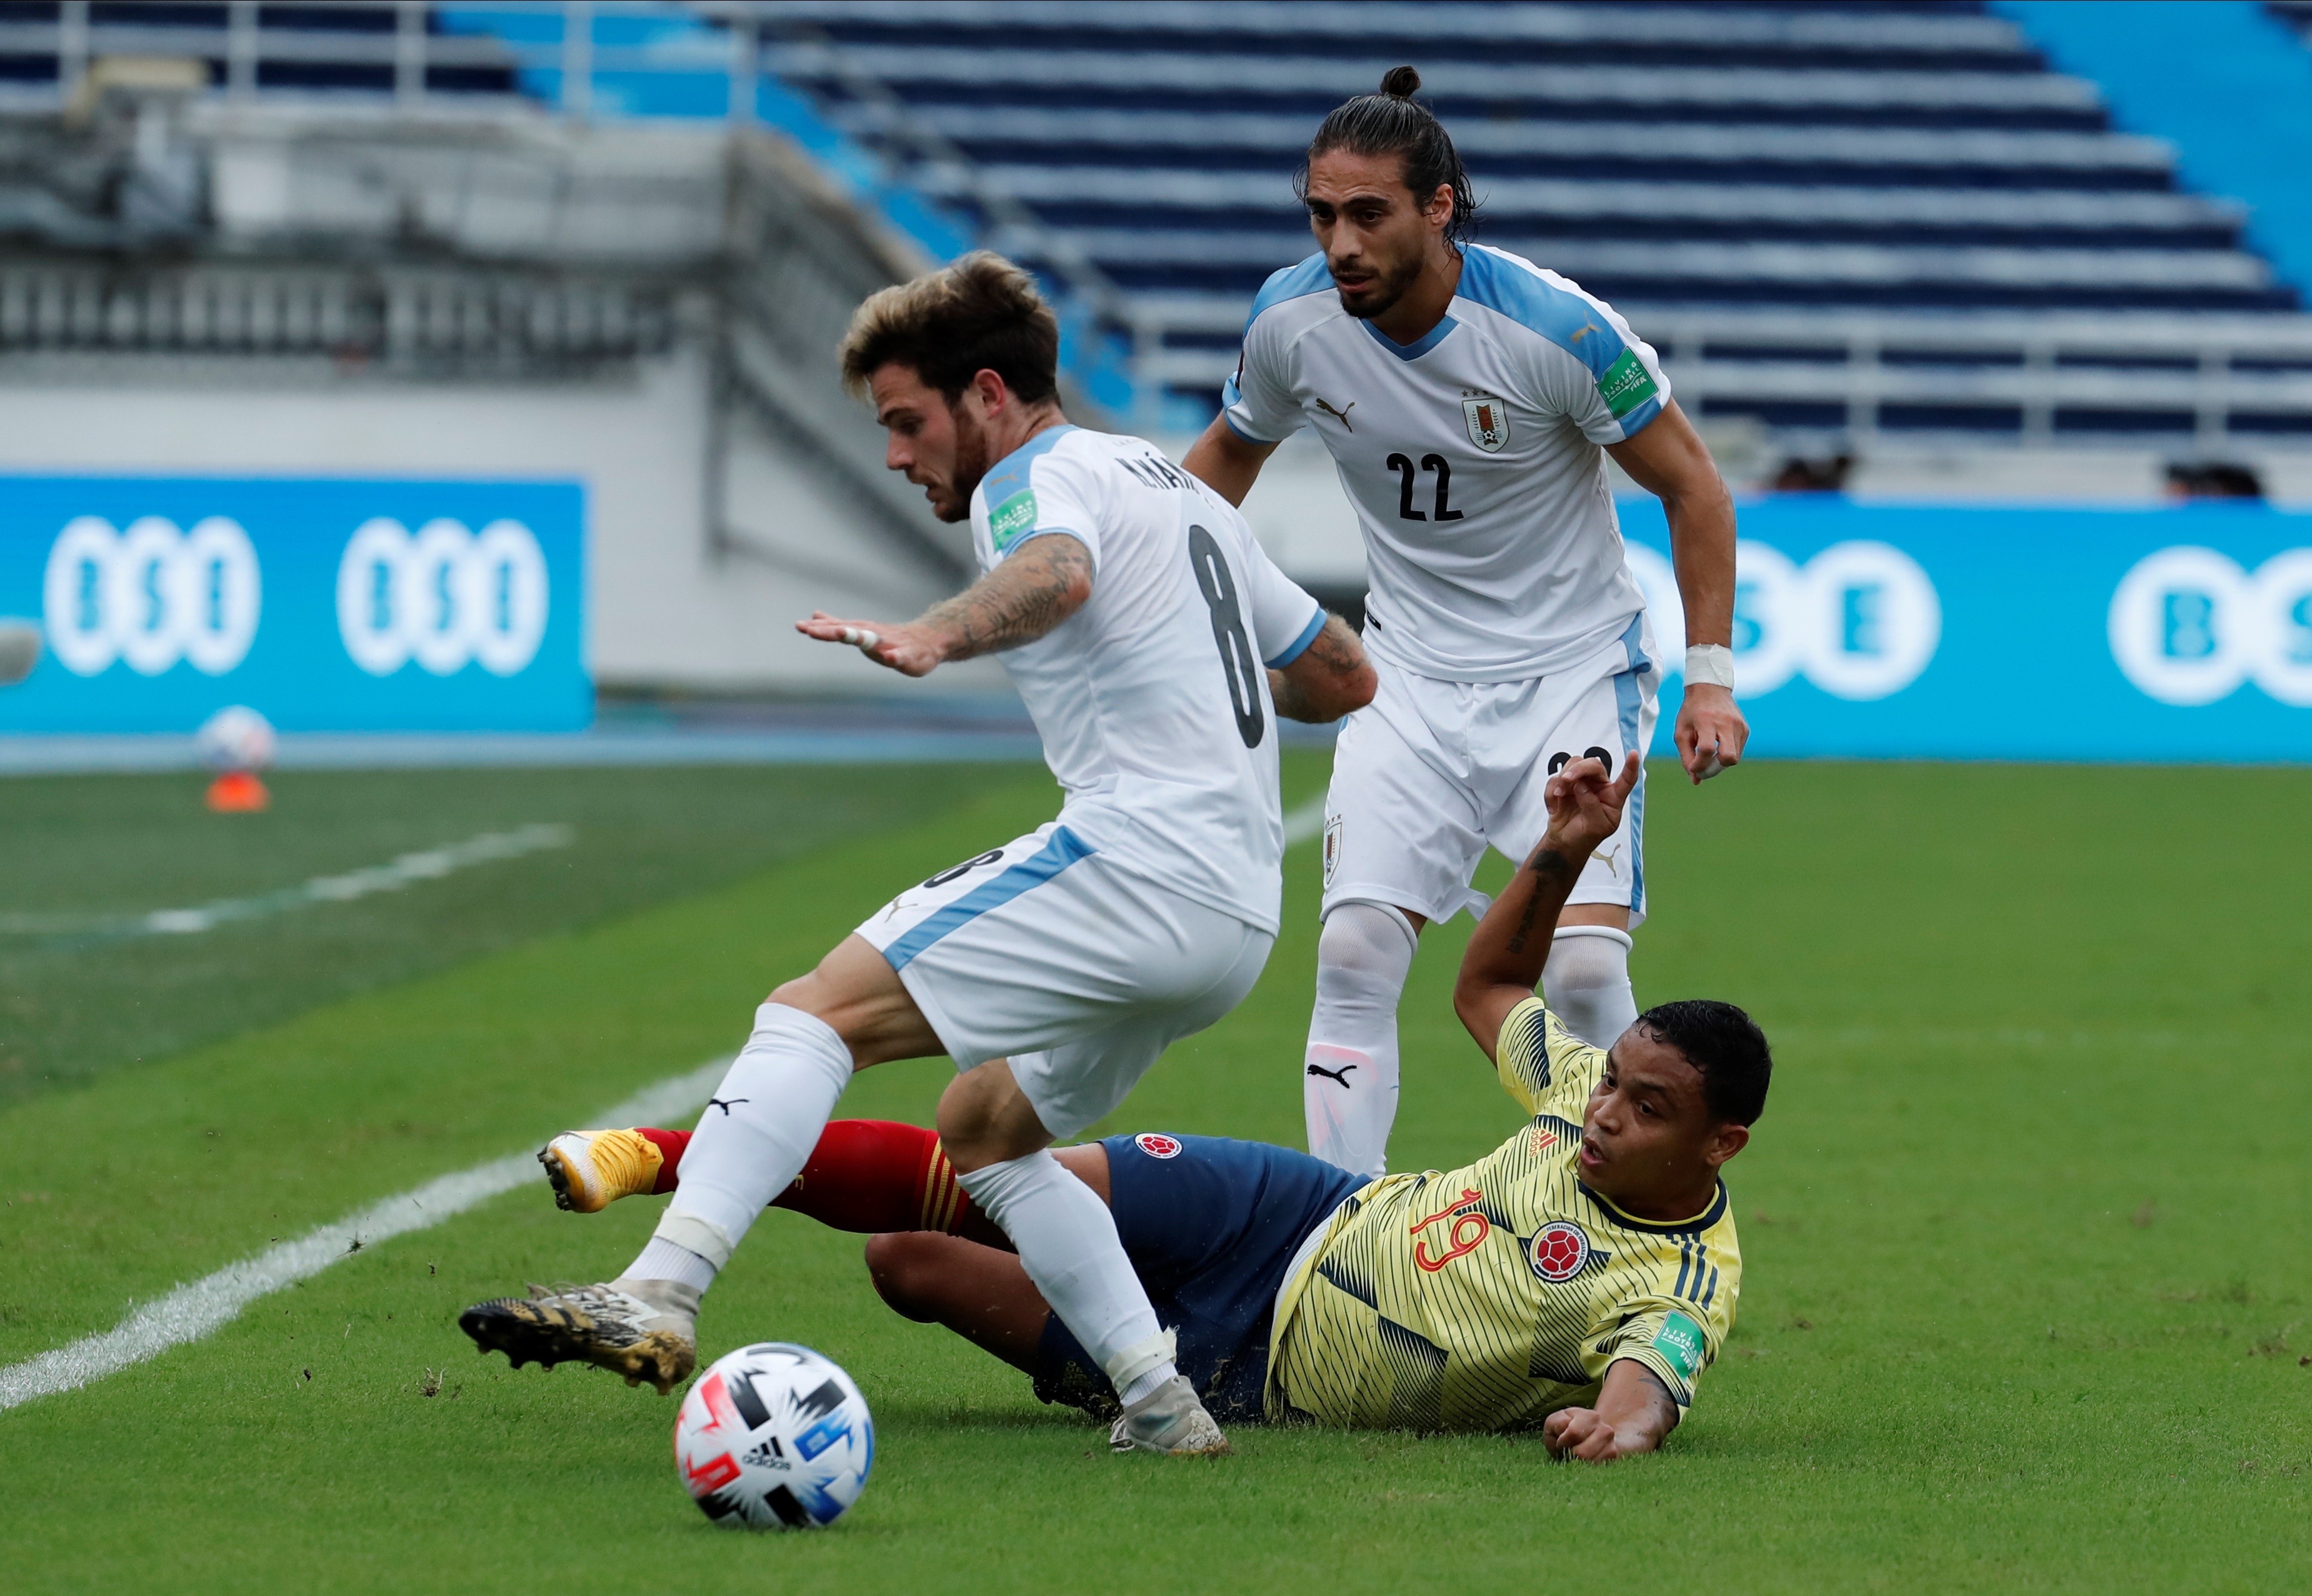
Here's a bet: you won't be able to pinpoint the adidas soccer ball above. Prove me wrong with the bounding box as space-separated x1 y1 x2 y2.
673 1343 874 1530
196 705 275 773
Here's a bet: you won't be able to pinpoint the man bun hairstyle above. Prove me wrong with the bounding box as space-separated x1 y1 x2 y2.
1297 65 1479 246
1636 999 1773 1126
839 250 1059 406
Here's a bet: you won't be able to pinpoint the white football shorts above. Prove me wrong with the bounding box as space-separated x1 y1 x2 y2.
855 822 1273 1138
1321 614 1660 928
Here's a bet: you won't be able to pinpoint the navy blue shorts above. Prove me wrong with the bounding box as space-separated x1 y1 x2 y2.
1031 1133 1367 1425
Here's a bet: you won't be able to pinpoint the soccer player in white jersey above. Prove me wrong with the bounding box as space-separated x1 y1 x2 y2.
1182 69 1750 1180
461 254 1375 1455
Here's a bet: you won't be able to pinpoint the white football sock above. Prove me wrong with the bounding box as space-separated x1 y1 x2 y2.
625 1237 717 1294
1544 926 1639 1049
629 1002 854 1288
956 1149 1176 1396
1303 901 1418 1178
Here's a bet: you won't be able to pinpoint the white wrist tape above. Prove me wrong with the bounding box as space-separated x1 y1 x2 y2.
1684 644 1736 691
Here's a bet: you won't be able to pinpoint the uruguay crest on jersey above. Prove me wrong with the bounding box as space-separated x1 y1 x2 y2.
1462 394 1510 453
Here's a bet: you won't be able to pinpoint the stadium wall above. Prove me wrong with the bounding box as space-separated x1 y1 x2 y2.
0 346 976 703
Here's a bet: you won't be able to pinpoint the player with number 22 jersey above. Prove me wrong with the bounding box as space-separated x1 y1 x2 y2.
1185 68 1750 1185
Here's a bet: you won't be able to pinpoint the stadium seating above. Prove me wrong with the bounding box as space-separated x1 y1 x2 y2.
3 2 2308 449
750 0 2312 442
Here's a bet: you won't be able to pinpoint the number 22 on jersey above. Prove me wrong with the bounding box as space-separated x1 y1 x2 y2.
1386 453 1465 523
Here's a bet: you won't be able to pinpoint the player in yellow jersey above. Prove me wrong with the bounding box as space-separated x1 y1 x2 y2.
524 753 1769 1460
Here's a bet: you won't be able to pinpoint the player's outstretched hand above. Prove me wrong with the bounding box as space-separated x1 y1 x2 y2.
796 613 944 677
1674 683 1748 786
1541 748 1641 859
1543 1406 1633 1463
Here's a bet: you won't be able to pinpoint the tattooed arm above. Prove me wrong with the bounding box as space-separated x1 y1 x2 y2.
1268 613 1376 723
796 533 1094 677
1453 750 1642 1060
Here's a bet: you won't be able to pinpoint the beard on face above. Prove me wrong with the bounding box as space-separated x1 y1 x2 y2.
931 399 993 523
1333 246 1425 323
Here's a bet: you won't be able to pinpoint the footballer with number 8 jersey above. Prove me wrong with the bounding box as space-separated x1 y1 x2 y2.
1183 68 1749 1182
460 254 1375 1459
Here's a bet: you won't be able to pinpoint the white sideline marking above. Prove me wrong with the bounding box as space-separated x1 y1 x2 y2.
2 797 1329 1413
1282 793 1327 847
0 1057 731 1413
0 824 575 941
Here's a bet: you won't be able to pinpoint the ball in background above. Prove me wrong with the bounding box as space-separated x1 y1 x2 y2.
674 1343 874 1530
196 705 276 773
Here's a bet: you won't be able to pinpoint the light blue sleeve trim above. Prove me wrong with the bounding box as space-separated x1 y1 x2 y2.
1454 246 1628 381
1265 604 1327 670
978 423 1080 510
1241 253 1335 336
1614 393 1666 438
1000 525 1091 560
1221 406 1276 445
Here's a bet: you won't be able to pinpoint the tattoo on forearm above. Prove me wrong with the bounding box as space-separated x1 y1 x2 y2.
1270 614 1364 724
1629 1362 1679 1437
925 536 1093 661
1504 848 1579 955
1269 669 1313 722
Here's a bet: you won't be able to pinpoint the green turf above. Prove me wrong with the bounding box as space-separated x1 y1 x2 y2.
0 763 1034 1107
2 758 2308 1593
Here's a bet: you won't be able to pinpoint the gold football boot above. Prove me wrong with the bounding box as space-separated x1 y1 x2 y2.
538 1128 664 1213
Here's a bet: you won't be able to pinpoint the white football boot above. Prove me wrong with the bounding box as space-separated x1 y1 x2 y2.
459 1278 699 1394
1108 1375 1231 1457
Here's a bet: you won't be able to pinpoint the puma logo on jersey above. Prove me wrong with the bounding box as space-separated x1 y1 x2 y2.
1306 1061 1359 1088
1569 320 1601 343
1314 397 1356 431
708 1097 751 1116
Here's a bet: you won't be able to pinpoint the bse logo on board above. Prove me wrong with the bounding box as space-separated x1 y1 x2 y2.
2107 546 2312 707
1626 539 1941 701
42 515 262 677
336 517 550 677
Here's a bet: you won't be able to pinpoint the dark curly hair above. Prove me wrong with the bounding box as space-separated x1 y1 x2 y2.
1295 66 1479 247
1636 1000 1773 1126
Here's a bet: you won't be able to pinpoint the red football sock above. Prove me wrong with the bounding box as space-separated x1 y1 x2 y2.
633 1120 990 1240
638 1127 686 1195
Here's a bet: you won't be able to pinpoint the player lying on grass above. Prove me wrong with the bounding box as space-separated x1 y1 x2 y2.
539 754 1770 1458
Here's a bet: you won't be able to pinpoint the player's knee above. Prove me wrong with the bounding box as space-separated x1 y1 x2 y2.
1318 901 1419 980
1544 926 1633 993
863 1232 947 1322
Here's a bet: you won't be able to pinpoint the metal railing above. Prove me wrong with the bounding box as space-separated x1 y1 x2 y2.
11 1 2312 448
1136 297 2312 448
0 262 674 369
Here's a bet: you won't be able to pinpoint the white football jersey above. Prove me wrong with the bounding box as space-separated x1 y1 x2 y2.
1223 243 1667 684
968 425 1326 934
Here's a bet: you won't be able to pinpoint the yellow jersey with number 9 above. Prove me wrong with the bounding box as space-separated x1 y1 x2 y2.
1265 995 1740 1431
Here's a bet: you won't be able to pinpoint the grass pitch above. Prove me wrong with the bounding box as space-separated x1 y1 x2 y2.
2 756 2308 1593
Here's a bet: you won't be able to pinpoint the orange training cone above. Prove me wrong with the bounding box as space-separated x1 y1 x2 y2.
206 770 270 813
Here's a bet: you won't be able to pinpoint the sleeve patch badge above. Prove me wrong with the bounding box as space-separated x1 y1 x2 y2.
1654 1309 1706 1381
1133 1132 1183 1159
1597 349 1660 420
989 488 1039 553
